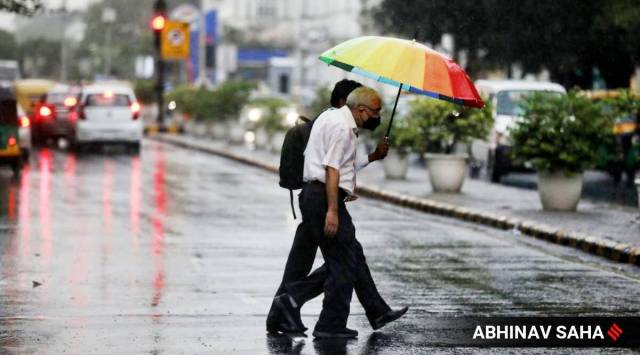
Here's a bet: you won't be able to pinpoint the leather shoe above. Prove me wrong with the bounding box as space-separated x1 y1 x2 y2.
313 327 358 339
371 307 408 330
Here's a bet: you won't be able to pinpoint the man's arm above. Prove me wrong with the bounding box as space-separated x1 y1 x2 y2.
356 139 390 171
324 166 340 238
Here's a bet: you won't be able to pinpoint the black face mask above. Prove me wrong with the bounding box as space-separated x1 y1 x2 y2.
363 116 381 131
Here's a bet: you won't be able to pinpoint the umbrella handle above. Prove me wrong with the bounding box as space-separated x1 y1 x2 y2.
385 85 403 140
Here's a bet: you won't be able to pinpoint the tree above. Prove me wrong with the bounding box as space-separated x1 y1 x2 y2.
0 0 42 15
0 29 17 60
18 38 60 77
76 0 156 79
372 0 639 89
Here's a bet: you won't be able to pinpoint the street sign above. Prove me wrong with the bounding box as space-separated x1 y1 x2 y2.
161 20 190 60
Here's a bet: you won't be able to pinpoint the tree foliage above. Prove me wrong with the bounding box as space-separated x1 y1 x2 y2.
0 29 17 60
405 97 493 154
76 0 155 79
0 0 42 15
372 0 640 89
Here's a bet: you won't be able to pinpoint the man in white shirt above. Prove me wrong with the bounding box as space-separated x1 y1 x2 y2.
273 87 408 339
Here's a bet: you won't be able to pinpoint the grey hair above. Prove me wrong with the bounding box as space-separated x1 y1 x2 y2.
345 87 380 109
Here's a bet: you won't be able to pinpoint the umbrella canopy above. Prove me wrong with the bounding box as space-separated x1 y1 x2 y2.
319 36 484 109
320 36 484 138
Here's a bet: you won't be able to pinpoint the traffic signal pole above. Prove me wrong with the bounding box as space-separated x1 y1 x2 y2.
152 0 167 131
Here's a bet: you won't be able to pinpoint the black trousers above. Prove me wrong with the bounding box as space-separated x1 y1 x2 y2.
269 182 390 329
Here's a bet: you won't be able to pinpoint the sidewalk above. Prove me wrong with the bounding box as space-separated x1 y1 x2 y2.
151 134 640 266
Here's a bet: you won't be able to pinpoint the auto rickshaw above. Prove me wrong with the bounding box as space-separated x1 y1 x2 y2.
0 87 22 176
585 90 640 184
14 78 55 118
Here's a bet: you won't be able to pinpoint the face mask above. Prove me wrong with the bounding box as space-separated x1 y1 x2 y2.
363 116 381 131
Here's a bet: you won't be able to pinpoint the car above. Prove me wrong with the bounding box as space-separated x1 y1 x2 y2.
17 104 32 161
470 80 566 182
32 84 81 144
71 83 143 152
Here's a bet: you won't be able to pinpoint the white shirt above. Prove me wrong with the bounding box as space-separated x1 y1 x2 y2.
303 106 369 195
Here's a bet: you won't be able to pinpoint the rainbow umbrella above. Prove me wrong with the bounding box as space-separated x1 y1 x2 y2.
319 36 484 137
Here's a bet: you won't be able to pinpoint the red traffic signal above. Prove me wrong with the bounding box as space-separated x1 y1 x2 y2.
151 14 166 31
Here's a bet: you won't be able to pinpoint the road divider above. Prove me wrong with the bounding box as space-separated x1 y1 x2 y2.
150 134 640 267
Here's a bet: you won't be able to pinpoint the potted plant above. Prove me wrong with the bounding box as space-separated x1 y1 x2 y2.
372 115 418 179
249 97 289 151
509 91 612 211
408 97 493 192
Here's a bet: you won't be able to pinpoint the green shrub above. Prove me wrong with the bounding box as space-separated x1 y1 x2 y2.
133 79 156 104
406 97 493 154
307 86 331 119
164 80 256 122
509 90 613 174
250 97 290 135
372 112 420 155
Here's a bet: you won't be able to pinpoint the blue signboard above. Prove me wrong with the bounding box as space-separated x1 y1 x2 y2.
190 10 217 83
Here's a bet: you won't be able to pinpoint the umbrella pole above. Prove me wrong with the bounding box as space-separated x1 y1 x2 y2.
385 85 403 140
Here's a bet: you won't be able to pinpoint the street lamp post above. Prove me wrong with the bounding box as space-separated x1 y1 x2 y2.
102 7 117 77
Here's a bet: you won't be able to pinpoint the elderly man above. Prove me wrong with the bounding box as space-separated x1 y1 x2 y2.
274 87 408 339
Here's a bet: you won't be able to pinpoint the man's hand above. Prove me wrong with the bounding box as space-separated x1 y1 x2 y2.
369 138 390 162
324 210 339 238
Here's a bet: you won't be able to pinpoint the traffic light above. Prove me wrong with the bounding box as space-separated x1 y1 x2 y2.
152 0 167 129
151 14 166 32
151 0 167 49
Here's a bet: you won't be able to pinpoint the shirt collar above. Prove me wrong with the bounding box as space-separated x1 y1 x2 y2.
339 105 359 136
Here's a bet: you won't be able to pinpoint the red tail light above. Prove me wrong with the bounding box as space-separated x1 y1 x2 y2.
39 105 52 118
7 136 17 147
19 116 30 128
131 101 141 120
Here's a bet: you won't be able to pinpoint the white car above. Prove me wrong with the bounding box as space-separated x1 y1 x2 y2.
73 84 143 152
470 80 566 182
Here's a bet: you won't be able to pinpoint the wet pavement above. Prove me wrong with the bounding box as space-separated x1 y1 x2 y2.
1 141 640 354
178 134 639 249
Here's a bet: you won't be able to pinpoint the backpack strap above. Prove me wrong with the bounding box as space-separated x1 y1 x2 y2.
289 189 297 219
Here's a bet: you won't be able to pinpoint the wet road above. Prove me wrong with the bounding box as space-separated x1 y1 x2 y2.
0 141 639 354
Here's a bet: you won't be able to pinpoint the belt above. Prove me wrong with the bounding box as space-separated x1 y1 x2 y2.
306 180 348 199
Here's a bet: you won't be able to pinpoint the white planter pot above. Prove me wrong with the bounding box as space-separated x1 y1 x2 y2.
425 154 467 193
227 122 245 145
211 122 228 140
192 122 208 137
537 171 583 211
270 131 286 153
255 129 269 149
383 150 409 180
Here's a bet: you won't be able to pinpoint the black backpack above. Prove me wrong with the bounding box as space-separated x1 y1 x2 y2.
279 115 317 218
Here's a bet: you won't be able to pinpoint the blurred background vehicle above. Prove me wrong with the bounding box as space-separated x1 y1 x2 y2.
471 80 567 182
72 82 142 153
13 78 55 121
585 90 640 185
31 83 81 145
0 86 23 175
0 60 20 84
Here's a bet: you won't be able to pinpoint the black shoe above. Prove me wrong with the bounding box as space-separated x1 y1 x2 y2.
266 299 282 333
273 294 306 332
371 307 409 330
313 327 358 339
